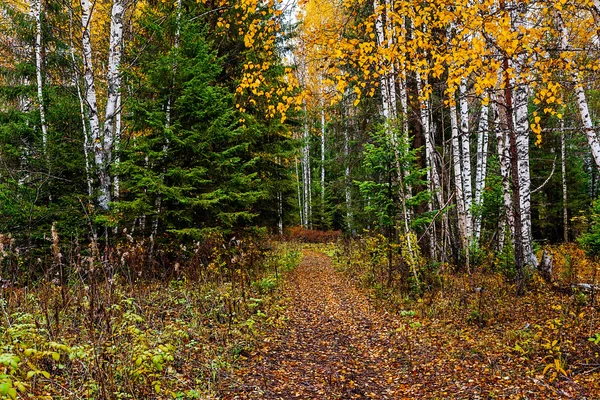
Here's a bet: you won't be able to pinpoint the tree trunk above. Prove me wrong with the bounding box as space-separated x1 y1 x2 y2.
556 10 600 170
492 91 513 250
32 0 48 152
451 101 467 249
473 101 489 240
102 0 125 199
321 103 326 210
69 7 92 198
459 78 473 239
514 80 536 268
343 104 352 233
81 0 106 209
295 157 304 226
561 120 568 242
502 46 526 294
302 102 312 228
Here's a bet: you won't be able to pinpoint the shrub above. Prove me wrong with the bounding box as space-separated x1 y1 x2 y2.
283 226 341 243
578 197 600 258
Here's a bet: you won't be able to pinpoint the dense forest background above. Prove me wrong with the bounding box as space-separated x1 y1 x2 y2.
2 0 600 283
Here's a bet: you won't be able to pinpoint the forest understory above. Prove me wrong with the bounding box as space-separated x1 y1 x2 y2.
0 239 598 399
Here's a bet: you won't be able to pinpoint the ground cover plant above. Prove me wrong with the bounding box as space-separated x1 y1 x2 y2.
0 236 301 399
329 239 600 398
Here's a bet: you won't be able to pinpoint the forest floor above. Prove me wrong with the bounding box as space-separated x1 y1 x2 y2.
223 249 600 399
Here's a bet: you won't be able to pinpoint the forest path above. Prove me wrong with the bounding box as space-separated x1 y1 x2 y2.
222 250 592 399
224 250 409 399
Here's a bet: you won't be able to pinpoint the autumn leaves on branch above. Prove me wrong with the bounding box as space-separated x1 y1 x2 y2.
295 0 600 276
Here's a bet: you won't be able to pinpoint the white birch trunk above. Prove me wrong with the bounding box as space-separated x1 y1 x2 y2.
492 90 514 248
473 101 489 240
417 73 443 209
514 78 536 267
32 0 48 152
344 121 352 233
302 102 311 228
80 0 105 208
561 120 568 242
321 105 326 207
113 91 122 201
556 10 600 170
511 5 536 268
278 191 283 235
101 0 125 208
451 102 467 244
295 157 303 226
459 79 473 239
69 7 93 197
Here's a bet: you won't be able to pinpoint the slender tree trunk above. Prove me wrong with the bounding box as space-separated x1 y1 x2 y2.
69 7 93 197
555 10 600 170
32 0 48 152
113 91 122 201
510 3 536 269
459 78 473 239
80 0 105 208
302 102 312 228
561 119 568 242
278 191 283 235
102 0 125 197
295 157 304 226
417 73 443 209
343 106 352 233
451 102 467 249
492 91 513 250
321 102 326 210
514 80 535 268
474 101 489 240
499 20 526 292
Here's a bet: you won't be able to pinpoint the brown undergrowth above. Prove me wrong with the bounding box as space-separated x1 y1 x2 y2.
0 239 301 399
226 243 599 399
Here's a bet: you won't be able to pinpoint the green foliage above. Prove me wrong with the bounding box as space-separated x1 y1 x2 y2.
495 240 516 280
356 125 430 233
578 197 600 257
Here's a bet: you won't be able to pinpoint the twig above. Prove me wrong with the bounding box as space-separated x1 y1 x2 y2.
418 192 456 243
532 154 557 194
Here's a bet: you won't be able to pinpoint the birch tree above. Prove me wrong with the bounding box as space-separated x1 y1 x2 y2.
31 0 47 152
80 0 126 210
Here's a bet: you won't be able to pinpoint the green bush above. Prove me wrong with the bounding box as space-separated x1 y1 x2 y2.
578 197 600 257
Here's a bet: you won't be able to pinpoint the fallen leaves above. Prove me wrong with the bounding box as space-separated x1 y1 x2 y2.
224 249 600 399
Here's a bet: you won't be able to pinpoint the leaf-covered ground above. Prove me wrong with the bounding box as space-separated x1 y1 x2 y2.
223 250 600 399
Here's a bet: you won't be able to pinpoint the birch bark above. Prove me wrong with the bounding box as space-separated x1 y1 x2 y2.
451 101 467 245
513 80 535 267
302 101 312 228
512 5 536 268
492 91 513 249
80 0 105 208
32 0 48 151
556 10 600 170
459 79 473 238
103 0 125 179
473 101 489 240
561 121 568 242
321 105 325 207
69 7 92 197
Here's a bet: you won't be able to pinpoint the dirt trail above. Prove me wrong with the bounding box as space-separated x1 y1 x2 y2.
225 250 408 399
223 250 594 399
